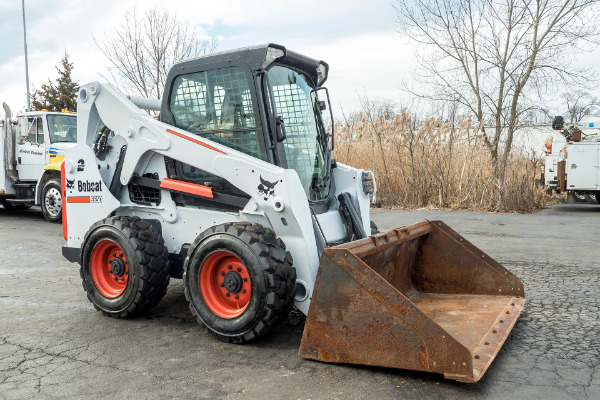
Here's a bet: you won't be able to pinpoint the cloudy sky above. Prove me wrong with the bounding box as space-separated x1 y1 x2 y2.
2 0 600 122
0 0 415 117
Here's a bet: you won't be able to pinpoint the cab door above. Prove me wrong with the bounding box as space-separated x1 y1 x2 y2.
15 116 47 181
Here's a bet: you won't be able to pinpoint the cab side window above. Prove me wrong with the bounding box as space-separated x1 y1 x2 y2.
26 117 45 144
36 117 45 144
169 66 262 160
27 117 37 142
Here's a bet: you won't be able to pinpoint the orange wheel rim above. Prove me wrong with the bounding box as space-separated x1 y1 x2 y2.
90 240 129 298
199 251 251 319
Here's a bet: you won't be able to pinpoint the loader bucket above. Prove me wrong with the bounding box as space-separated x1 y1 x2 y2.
299 220 525 383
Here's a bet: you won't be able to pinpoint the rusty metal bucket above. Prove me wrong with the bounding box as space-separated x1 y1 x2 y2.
299 220 525 383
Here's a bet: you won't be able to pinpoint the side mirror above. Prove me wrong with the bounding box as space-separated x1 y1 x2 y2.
276 116 286 142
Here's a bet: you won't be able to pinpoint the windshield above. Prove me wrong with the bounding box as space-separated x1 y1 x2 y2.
47 114 77 143
267 65 330 201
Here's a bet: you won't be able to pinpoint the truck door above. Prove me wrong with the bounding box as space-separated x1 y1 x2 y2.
566 144 598 190
15 116 46 181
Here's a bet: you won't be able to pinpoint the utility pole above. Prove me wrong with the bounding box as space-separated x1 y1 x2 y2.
21 0 31 111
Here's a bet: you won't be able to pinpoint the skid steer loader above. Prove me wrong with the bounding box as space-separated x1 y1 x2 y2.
61 44 525 383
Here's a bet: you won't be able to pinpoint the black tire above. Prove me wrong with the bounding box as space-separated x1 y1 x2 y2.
80 216 170 318
183 222 296 343
566 192 585 204
584 194 599 204
0 199 30 210
41 179 62 222
370 220 379 235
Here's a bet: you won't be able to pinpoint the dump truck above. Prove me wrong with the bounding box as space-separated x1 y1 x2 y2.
547 116 600 203
1 103 77 221
60 44 525 383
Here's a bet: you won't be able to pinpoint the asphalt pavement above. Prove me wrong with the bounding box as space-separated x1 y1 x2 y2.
0 204 598 399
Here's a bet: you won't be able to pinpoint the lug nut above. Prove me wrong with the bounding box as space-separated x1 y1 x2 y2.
228 265 232 270
220 282 224 287
120 277 124 281
237 267 241 272
221 271 225 276
112 253 116 257
225 292 230 297
243 278 247 282
114 277 118 281
242 289 246 293
235 295 239 299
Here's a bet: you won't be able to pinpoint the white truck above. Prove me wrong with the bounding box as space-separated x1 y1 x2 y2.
545 116 600 203
1 103 77 221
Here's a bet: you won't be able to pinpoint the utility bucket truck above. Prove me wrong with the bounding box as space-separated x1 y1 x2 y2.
546 117 600 203
61 44 525 383
1 103 77 221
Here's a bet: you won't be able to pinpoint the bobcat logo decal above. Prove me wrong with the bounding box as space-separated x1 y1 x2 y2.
66 178 75 190
257 176 278 201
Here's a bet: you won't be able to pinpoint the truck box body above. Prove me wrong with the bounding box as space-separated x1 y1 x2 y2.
566 141 600 191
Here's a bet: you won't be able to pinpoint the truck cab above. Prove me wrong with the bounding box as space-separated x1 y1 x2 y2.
1 104 77 221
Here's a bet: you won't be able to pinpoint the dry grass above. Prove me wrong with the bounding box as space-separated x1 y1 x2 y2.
333 111 549 213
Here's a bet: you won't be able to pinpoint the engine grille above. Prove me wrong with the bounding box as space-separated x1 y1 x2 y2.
129 173 161 205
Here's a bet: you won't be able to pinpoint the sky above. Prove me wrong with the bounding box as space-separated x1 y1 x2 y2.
2 0 600 123
0 0 414 119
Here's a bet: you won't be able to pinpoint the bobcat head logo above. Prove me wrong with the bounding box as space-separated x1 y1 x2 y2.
66 178 75 190
257 176 278 201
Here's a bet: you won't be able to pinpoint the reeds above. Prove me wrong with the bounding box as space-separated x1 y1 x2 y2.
333 110 547 212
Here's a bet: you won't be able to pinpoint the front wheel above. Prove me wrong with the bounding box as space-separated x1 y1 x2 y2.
41 179 62 222
184 222 296 343
80 216 170 318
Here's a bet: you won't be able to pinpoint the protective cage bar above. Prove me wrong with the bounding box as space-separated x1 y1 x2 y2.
299 220 525 383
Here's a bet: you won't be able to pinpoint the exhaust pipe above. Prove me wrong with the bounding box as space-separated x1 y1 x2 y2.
2 103 18 183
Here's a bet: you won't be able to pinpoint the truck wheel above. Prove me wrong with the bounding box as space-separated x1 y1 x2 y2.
0 199 30 210
80 216 170 318
566 192 586 204
585 194 599 204
41 179 63 222
184 222 296 343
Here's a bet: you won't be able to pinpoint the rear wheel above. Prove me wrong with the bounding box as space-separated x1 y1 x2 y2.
80 216 170 318
184 222 296 343
566 191 587 204
585 194 599 204
41 179 62 222
0 199 30 210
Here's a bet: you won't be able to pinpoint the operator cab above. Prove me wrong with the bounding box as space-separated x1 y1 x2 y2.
160 44 334 211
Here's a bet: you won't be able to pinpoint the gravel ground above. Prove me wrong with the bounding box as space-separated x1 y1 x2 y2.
0 203 598 399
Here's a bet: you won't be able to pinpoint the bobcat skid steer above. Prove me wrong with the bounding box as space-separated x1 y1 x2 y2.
61 44 525 383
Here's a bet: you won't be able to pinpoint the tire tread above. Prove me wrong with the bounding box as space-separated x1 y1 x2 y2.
81 216 170 318
183 222 296 343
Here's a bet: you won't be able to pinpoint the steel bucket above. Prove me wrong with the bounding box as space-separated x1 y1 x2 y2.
299 220 525 383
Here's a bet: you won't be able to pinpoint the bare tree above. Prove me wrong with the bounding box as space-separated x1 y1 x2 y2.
95 7 218 99
395 0 600 181
564 90 600 122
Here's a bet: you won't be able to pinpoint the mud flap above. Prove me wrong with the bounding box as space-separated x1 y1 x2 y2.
299 220 525 383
